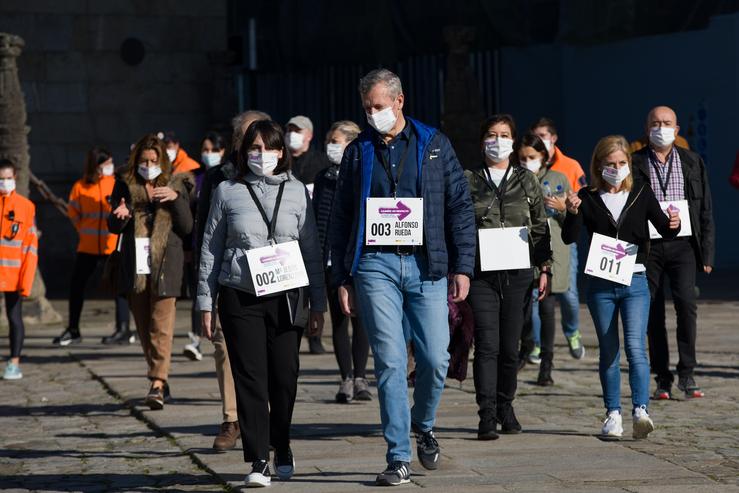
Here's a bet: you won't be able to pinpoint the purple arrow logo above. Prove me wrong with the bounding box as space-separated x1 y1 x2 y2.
665 203 680 214
260 247 290 265
601 243 627 260
379 201 412 221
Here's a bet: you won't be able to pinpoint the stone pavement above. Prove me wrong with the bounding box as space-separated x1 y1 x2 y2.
1 298 738 492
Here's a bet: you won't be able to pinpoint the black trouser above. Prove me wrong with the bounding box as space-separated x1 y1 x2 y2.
69 253 129 331
326 270 369 380
4 291 24 358
469 268 534 414
184 259 201 337
218 286 300 462
538 294 556 364
646 238 698 382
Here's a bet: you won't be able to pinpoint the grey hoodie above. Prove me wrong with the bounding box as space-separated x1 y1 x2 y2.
196 170 326 314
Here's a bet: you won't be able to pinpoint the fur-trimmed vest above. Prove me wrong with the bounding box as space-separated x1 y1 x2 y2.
107 172 194 296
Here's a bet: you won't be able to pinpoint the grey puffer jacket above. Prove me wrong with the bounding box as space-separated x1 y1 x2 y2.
196 171 326 314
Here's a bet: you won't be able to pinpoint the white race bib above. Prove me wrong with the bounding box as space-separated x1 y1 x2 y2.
365 197 423 245
478 226 530 272
584 233 637 286
135 237 151 274
245 241 309 297
648 199 691 239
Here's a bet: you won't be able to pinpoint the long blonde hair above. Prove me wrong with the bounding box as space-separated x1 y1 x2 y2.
589 135 633 192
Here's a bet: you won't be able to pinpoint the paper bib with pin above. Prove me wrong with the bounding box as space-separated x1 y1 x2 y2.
648 199 691 239
245 241 309 296
365 197 423 245
584 233 638 285
135 237 151 274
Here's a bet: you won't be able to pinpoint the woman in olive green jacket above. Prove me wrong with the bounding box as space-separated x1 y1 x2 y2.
464 114 552 440
516 133 571 387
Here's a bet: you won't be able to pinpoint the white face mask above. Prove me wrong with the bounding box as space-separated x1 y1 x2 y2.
484 138 514 163
366 105 398 134
100 163 115 176
542 139 553 152
602 165 631 187
138 164 162 181
326 143 344 165
247 151 280 177
286 131 305 151
0 178 16 194
524 159 542 174
649 127 676 148
201 152 221 168
166 148 177 162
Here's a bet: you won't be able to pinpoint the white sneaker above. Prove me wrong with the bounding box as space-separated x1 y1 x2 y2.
245 460 271 488
601 410 623 438
183 332 203 361
632 405 655 439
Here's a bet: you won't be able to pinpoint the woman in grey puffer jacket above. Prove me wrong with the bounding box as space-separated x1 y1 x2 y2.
196 120 326 488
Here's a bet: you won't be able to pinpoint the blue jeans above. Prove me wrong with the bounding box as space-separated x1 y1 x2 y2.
354 251 449 464
586 273 651 413
530 243 580 346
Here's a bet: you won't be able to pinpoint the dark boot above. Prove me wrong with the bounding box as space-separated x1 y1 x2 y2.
477 408 499 441
102 321 135 345
498 404 522 434
536 353 554 386
308 335 326 354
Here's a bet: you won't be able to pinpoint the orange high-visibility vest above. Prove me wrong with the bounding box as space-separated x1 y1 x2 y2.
0 191 38 296
67 175 118 255
172 148 200 175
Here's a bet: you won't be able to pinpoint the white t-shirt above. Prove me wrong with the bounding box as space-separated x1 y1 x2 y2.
486 166 508 187
599 190 645 273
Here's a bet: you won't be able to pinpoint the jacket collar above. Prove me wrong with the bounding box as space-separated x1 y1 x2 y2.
243 170 292 186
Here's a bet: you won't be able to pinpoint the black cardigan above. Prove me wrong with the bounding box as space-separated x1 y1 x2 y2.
562 183 680 265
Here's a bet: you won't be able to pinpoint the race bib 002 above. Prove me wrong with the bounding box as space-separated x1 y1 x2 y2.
245 241 309 297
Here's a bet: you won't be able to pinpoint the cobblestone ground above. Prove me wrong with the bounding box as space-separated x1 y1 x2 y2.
1 298 738 492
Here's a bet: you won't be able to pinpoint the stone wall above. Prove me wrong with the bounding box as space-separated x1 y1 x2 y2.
0 0 233 296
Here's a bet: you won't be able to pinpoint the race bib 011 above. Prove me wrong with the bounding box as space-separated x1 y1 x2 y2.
584 233 637 286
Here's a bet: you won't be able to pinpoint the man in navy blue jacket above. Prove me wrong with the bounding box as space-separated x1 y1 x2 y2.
329 68 476 486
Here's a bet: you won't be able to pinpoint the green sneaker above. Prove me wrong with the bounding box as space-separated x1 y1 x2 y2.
526 346 542 365
566 331 585 359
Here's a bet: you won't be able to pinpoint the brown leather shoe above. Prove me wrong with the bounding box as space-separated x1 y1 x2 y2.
213 421 240 451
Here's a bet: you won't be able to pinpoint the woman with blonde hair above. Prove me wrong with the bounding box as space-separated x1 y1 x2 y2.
108 134 193 409
563 135 680 439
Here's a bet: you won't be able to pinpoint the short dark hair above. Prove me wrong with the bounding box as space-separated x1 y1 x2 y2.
480 114 517 144
202 131 227 153
530 117 558 136
0 158 17 174
237 120 292 177
83 146 112 184
512 133 548 166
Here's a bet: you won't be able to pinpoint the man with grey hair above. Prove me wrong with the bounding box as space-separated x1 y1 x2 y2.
195 109 271 452
330 68 476 485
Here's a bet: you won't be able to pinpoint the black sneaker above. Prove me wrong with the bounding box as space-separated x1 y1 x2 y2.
101 325 135 345
274 446 295 480
498 405 522 434
536 359 554 387
653 377 672 400
375 461 411 486
677 376 705 398
145 385 164 410
53 328 81 346
245 459 271 488
412 424 440 470
477 409 499 441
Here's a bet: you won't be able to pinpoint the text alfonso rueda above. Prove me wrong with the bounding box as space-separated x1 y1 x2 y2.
395 221 419 236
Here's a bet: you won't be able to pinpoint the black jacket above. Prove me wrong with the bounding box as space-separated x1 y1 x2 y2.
312 164 340 266
562 183 680 265
293 148 331 185
108 173 193 297
631 146 715 268
195 154 238 255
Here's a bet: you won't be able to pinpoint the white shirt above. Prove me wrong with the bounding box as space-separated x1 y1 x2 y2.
486 166 508 187
599 190 645 273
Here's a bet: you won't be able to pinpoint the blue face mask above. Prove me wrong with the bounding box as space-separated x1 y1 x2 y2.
201 152 222 168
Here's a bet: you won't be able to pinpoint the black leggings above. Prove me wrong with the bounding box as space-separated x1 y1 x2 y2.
327 271 369 380
69 253 129 331
538 294 556 363
4 291 24 358
218 286 301 462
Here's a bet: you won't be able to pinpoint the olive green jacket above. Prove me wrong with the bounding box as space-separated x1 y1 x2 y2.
535 166 571 293
465 164 552 275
